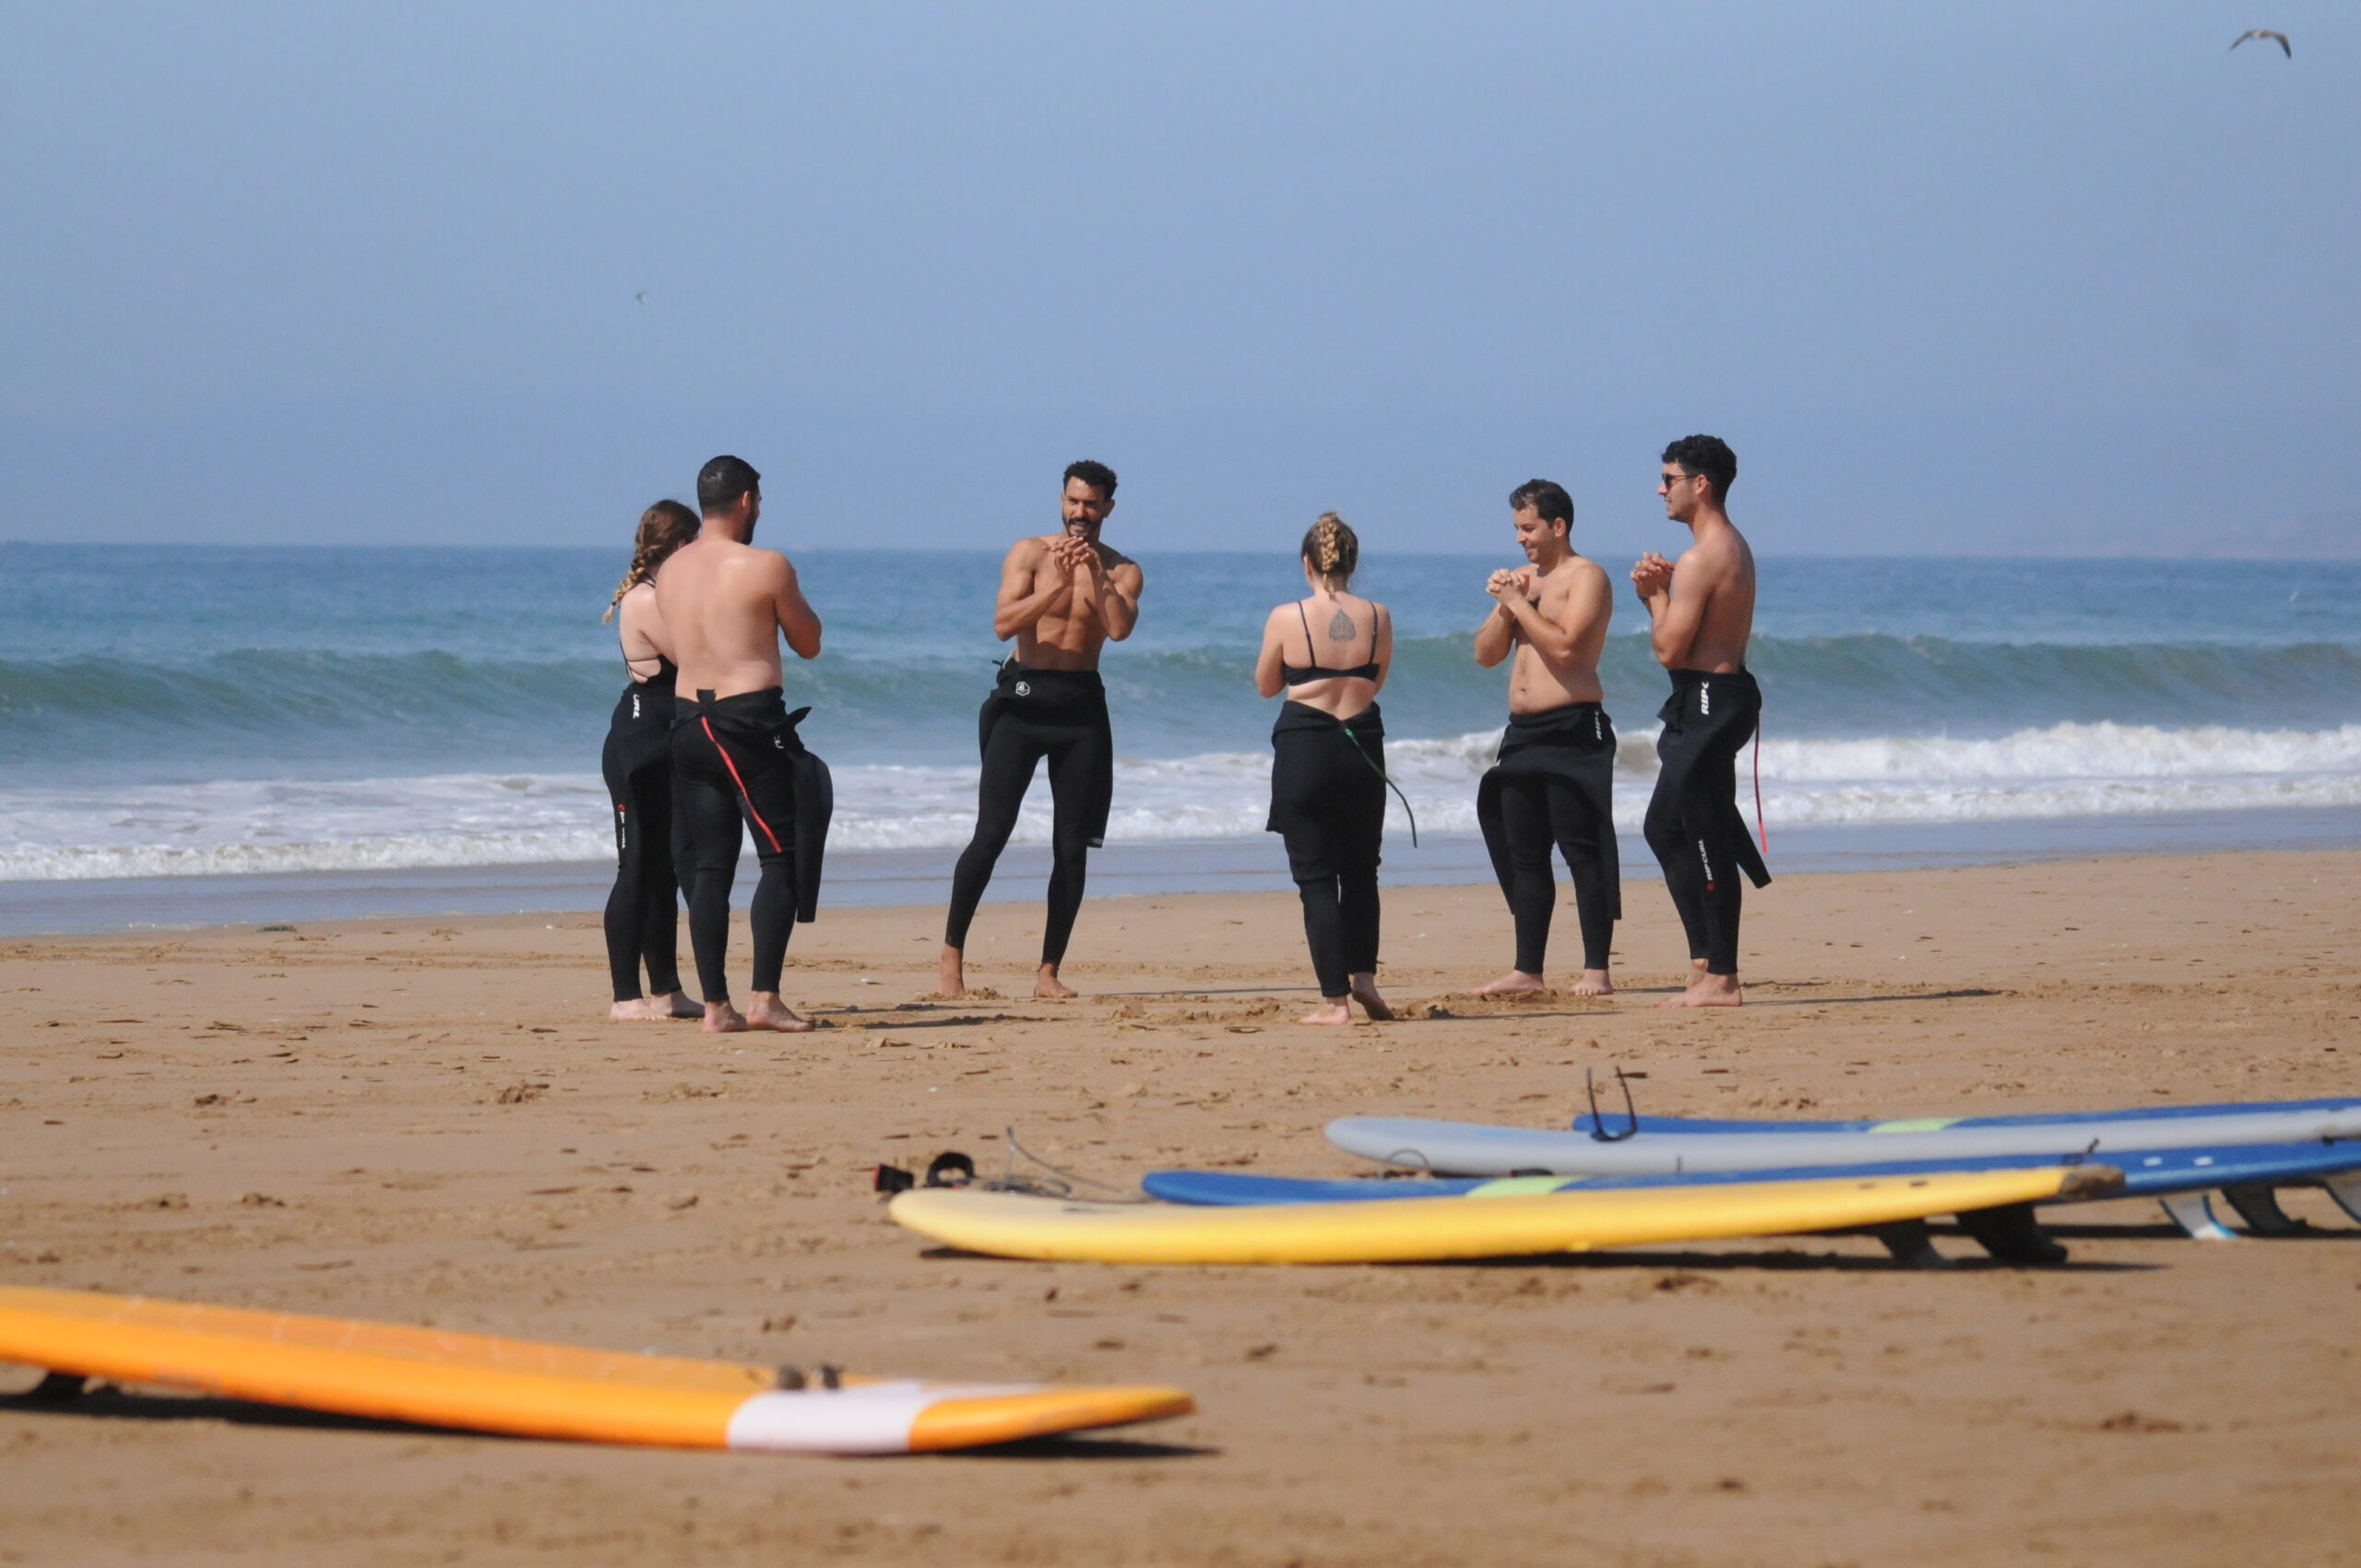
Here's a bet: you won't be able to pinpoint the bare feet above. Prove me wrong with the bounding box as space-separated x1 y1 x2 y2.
1474 969 1547 996
1299 998 1355 1026
936 944 967 1000
1347 971 1394 1020
1034 964 1077 1001
745 992 815 1032
701 1001 747 1033
1572 968 1614 997
611 990 710 1021
1657 973 1742 1008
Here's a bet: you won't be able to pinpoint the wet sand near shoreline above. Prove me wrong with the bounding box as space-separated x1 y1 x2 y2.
2 849 2357 1566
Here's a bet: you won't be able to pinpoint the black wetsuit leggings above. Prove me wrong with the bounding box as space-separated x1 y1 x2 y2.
1643 677 1760 977
944 709 1109 966
600 681 685 1002
1498 773 1615 974
672 692 798 1003
1270 719 1385 999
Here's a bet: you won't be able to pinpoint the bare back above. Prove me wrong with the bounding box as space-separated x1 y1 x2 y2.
998 534 1145 671
653 532 822 697
615 582 674 679
1253 593 1391 719
1665 522 1756 673
1507 557 1611 712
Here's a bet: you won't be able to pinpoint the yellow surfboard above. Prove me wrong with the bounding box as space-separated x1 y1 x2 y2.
890 1165 2121 1265
0 1287 1192 1454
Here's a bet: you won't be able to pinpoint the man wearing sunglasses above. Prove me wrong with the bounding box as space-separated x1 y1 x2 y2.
1631 434 1769 1006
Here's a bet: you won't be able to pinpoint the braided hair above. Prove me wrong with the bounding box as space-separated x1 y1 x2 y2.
603 501 700 622
1299 511 1359 588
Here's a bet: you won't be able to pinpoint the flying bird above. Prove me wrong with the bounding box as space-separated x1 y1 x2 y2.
2230 29 2291 56
634 291 648 305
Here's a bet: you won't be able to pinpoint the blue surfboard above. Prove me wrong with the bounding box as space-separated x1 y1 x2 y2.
1146 1141 2361 1243
1566 1093 2361 1137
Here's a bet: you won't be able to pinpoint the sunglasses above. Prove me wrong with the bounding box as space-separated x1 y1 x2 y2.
1658 470 1692 487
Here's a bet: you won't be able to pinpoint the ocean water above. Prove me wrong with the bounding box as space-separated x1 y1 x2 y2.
2 543 2357 885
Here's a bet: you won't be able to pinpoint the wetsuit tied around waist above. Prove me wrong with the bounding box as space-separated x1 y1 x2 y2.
1267 700 1387 1000
602 656 685 1002
944 660 1115 967
670 688 834 1004
1475 701 1620 975
1643 669 1770 977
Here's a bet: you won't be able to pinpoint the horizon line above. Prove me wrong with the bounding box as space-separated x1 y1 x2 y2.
6 540 2358 564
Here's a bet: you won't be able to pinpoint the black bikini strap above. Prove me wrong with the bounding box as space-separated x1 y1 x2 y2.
1295 601 1315 666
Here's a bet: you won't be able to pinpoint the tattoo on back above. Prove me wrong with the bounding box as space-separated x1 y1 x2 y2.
1327 607 1357 641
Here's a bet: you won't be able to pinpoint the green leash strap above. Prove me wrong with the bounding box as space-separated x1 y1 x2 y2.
1341 720 1418 849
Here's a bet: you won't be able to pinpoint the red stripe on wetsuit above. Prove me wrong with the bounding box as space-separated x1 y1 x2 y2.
700 716 784 854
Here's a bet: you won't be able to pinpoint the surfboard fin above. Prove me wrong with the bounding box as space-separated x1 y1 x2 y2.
16 1372 89 1403
1869 1219 1952 1268
2220 1183 2308 1236
2157 1190 2239 1241
2323 1171 2361 1227
1954 1202 2069 1265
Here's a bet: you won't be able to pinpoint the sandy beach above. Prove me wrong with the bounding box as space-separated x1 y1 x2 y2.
3 848 2357 1565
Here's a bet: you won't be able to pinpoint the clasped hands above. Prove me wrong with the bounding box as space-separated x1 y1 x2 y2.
1050 532 1103 580
1630 552 1675 600
1485 565 1536 606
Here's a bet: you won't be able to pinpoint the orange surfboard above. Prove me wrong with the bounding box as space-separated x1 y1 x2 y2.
0 1287 1192 1454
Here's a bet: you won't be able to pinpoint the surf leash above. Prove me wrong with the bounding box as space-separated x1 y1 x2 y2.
1342 719 1418 848
1751 721 1767 852
1584 1066 1641 1142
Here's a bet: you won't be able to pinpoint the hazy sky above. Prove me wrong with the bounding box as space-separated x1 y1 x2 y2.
4 3 2354 557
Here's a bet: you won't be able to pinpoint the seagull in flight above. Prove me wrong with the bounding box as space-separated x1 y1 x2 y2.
634 291 648 305
2230 29 2291 56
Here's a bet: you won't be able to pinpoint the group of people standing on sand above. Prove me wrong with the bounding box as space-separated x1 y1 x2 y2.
597 436 1763 1033
1469 436 1768 1013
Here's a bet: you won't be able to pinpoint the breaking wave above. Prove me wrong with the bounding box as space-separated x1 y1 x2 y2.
5 720 2355 881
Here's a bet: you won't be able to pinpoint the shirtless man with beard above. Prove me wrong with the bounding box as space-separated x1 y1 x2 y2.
938 460 1144 1000
656 455 825 1032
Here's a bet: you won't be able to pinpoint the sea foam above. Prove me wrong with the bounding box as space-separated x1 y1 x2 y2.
4 720 2355 881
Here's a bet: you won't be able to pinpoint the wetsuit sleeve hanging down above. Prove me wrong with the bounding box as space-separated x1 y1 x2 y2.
1642 670 1770 978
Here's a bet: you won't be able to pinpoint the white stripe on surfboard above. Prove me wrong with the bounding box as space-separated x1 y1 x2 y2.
723 1381 1048 1455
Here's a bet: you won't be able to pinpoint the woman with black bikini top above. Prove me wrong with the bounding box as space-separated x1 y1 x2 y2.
599 500 700 1022
1253 512 1397 1027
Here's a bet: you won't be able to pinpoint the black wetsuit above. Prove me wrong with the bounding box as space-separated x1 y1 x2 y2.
943 659 1113 967
1265 604 1388 999
670 687 832 1003
1476 702 1619 975
600 656 685 1003
1643 669 1770 976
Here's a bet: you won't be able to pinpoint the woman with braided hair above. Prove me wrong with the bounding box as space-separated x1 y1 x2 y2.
599 500 701 1020
1253 513 1396 1025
